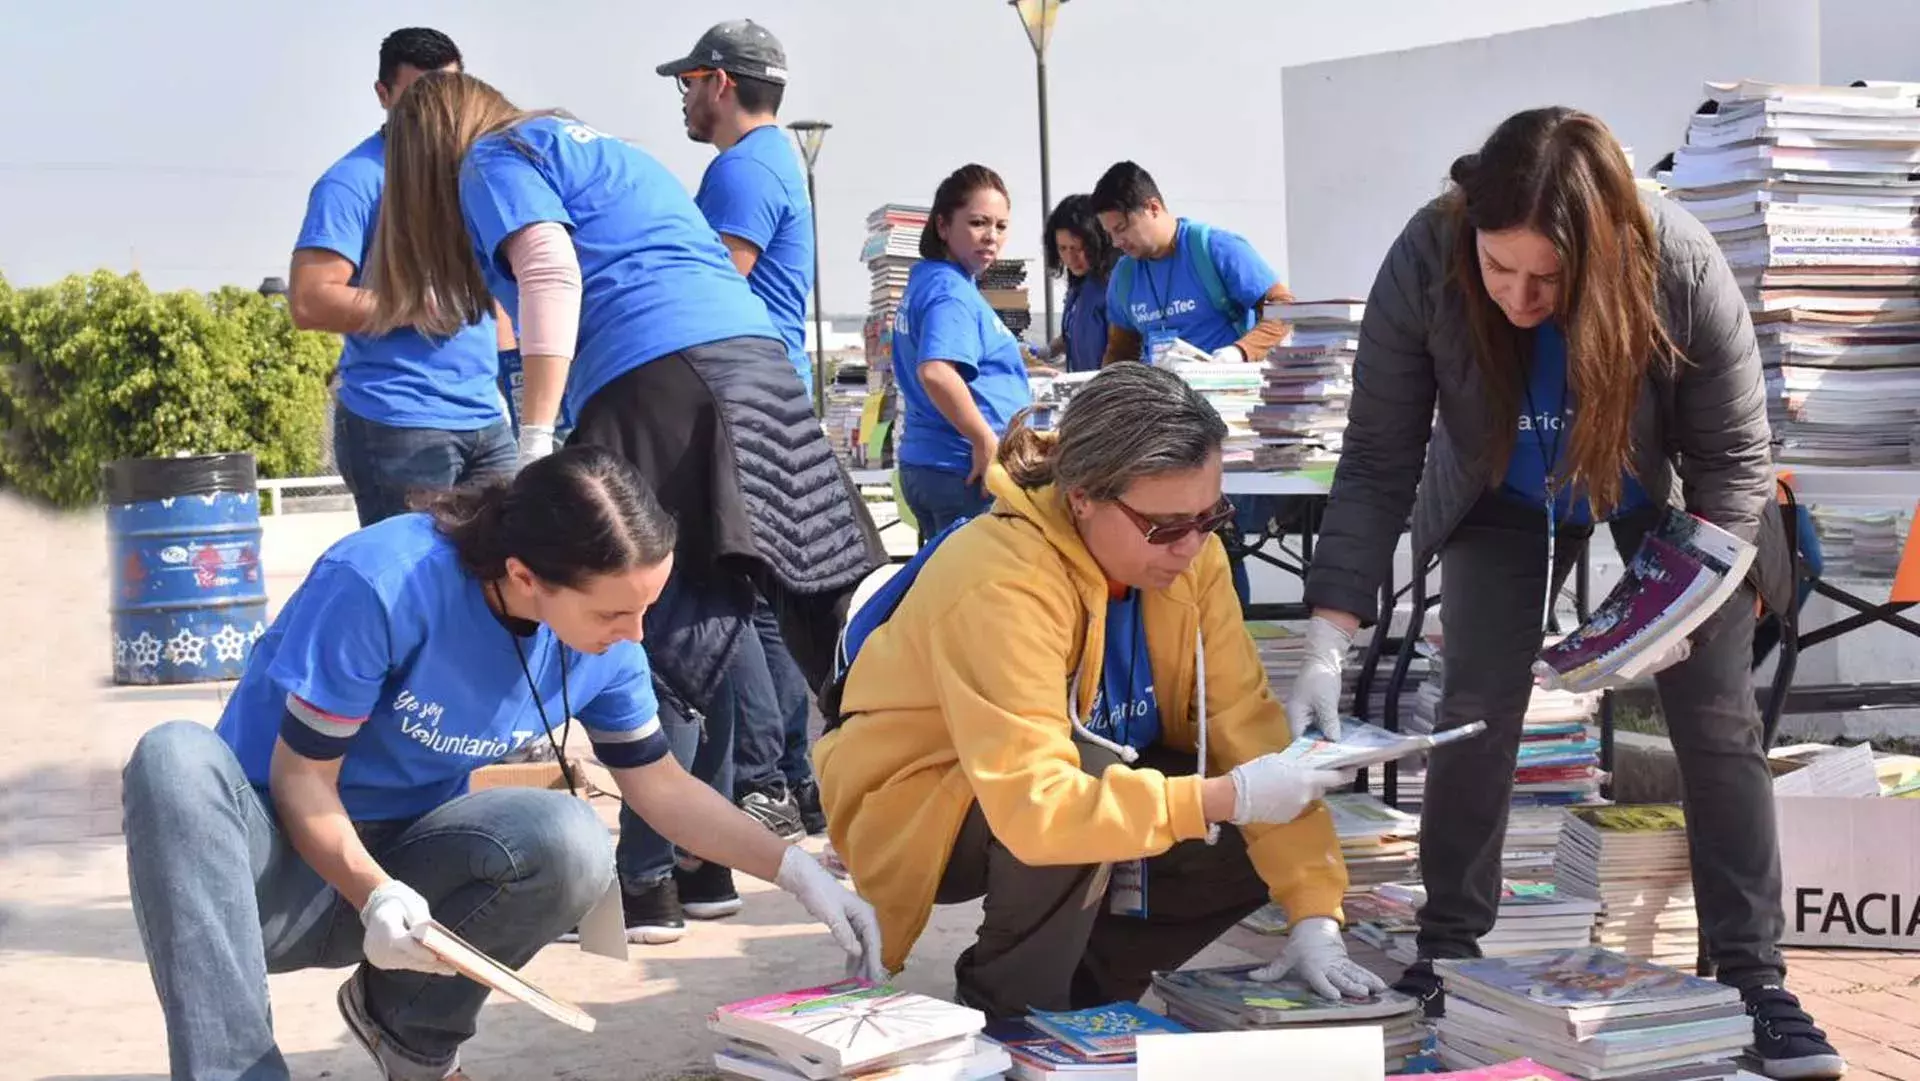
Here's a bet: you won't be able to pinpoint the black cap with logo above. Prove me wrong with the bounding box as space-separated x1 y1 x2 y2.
656 19 788 86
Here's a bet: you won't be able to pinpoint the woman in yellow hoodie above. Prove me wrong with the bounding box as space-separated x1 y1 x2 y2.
814 363 1383 1018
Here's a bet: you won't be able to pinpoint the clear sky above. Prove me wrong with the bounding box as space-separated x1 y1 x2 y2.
0 0 1680 315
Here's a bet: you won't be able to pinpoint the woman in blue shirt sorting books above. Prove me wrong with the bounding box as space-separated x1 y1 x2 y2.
1037 193 1117 374
891 164 1035 543
1286 107 1842 1080
122 447 880 1081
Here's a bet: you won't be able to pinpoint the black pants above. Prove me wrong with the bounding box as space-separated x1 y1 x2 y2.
934 742 1268 1018
1416 494 1785 989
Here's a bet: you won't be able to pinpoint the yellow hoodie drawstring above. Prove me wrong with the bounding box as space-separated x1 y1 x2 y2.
1068 654 1141 765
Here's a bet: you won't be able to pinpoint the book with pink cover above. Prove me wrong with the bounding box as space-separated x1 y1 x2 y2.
710 981 985 1079
1390 1060 1577 1080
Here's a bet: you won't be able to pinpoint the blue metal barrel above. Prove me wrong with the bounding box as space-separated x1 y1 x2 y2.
105 453 268 685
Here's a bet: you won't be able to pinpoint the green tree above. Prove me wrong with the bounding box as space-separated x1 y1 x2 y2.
0 270 338 508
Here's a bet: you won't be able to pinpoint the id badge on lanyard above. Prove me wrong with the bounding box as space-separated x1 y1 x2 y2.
1144 326 1179 367
1109 859 1148 918
1541 485 1559 630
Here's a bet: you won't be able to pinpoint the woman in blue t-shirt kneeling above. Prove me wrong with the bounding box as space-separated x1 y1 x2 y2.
121 447 881 1081
892 164 1035 543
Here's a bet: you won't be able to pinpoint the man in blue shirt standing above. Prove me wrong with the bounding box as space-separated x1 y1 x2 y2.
290 28 516 527
655 17 825 875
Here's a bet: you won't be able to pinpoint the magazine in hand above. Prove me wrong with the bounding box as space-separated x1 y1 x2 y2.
1534 507 1755 693
411 921 597 1032
1280 720 1489 772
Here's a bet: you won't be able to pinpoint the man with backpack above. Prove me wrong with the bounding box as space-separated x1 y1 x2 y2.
1089 161 1293 367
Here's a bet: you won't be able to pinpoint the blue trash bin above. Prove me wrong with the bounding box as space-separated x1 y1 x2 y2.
105 453 269 685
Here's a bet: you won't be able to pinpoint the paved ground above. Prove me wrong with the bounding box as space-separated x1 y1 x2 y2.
2 493 1914 1080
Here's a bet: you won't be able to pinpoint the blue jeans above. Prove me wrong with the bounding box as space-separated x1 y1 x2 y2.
333 404 518 527
614 684 735 889
900 465 993 547
731 596 816 795
123 721 611 1081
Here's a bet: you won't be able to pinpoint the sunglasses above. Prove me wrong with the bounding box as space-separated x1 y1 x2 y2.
676 69 724 94
1113 497 1237 546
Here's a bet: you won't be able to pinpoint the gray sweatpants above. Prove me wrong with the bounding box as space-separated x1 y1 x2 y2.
935 741 1270 1018
1416 493 1785 989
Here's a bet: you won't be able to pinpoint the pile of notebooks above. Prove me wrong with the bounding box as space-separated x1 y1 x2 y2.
1252 299 1362 472
984 1002 1189 1079
1240 791 1420 937
858 203 928 470
709 980 1009 1080
820 359 871 469
1163 361 1265 469
1433 949 1751 1079
980 258 1033 338
1555 804 1700 967
1361 882 1600 964
1152 963 1427 1074
1812 505 1912 578
1664 80 1920 469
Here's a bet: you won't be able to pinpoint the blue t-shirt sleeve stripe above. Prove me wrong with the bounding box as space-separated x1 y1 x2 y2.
696 157 781 251
458 136 575 277
917 294 984 378
587 715 668 768
1208 229 1279 311
294 178 372 268
278 702 355 761
263 562 394 722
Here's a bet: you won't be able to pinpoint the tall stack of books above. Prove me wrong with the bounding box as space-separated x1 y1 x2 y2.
820 359 869 469
710 981 1009 1080
860 204 929 472
1165 361 1265 469
1252 299 1362 472
1664 80 1920 469
1554 805 1699 967
1152 964 1426 1074
980 258 1032 338
1433 949 1750 1079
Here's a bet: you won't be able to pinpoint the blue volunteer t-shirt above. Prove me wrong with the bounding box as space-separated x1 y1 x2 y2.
215 513 669 821
695 125 815 390
295 131 503 429
1107 219 1277 357
458 116 779 424
1085 590 1161 751
892 259 1034 474
1062 273 1110 374
1501 320 1650 527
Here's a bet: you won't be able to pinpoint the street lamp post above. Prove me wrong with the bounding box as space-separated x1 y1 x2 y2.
1010 0 1068 342
788 119 833 417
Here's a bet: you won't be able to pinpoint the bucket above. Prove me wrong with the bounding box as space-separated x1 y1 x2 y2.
105 453 268 685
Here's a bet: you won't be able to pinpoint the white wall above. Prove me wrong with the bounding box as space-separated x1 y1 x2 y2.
1279 0 1822 299
1822 0 1920 84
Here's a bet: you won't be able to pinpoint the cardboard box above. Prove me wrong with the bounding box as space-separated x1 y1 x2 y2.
1777 795 1920 950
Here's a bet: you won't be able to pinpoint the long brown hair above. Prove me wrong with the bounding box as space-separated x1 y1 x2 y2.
1446 107 1675 518
364 70 551 338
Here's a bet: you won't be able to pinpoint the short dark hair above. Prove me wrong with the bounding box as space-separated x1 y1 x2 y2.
1043 193 1119 281
732 74 785 116
1088 161 1164 217
919 164 1010 262
420 445 677 587
378 27 463 88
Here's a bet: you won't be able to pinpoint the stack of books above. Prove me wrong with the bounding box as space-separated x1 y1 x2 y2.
985 1002 1186 1080
1390 1062 1581 1081
1252 299 1362 472
1152 963 1426 1074
860 204 929 472
980 258 1032 338
1512 689 1606 810
1240 791 1421 937
1664 80 1920 469
709 981 1008 1080
1247 619 1309 690
1367 883 1600 963
1555 805 1700 967
1812 505 1911 577
1433 949 1750 1079
1165 361 1265 470
820 359 869 469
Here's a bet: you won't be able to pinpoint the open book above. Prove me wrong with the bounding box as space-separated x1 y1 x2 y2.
1534 508 1755 693
1279 720 1489 772
412 920 596 1032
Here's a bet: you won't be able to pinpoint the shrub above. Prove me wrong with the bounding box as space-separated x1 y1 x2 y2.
0 270 338 508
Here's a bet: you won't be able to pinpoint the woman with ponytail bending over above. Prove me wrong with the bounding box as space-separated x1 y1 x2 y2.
814 363 1380 1019
120 447 881 1081
1286 107 1843 1079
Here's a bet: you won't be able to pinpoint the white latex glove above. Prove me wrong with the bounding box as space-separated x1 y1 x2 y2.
361 880 455 976
518 423 555 464
1210 344 1247 364
1227 753 1349 825
1287 616 1353 741
1249 916 1387 1001
776 845 886 983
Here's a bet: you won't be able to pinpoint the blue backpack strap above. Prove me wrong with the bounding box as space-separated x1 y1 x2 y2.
819 514 975 731
1184 221 1253 332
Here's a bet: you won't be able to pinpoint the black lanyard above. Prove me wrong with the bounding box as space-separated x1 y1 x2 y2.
1522 356 1572 629
491 581 577 795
